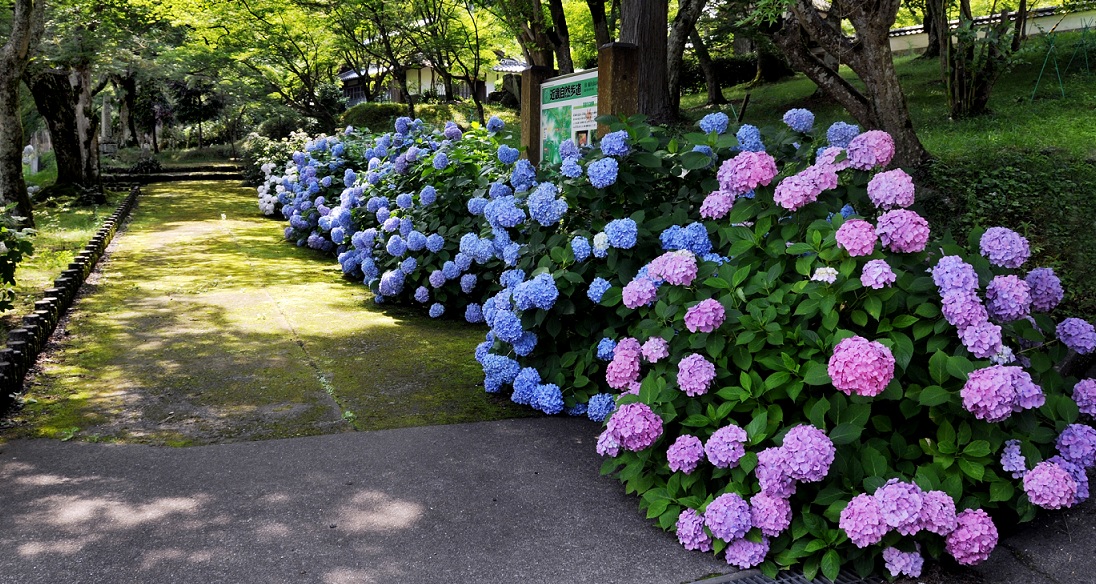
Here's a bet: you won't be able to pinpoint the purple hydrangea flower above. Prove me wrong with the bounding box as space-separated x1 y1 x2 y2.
1056 423 1096 468
918 490 958 535
756 447 796 498
861 259 897 289
676 508 712 552
1049 455 1090 502
724 536 769 569
1073 378 1096 415
1026 267 1064 312
596 430 620 457
605 402 663 451
704 425 747 468
876 209 929 253
750 493 792 537
705 493 752 541
716 151 778 196
1058 318 1096 354
876 479 924 536
1001 439 1027 479
835 219 878 257
883 547 923 578
960 321 1004 359
1023 461 1078 509
667 434 705 474
782 424 836 482
847 130 895 170
684 299 725 333
828 336 896 397
946 509 998 565
986 275 1031 322
677 353 716 396
840 493 888 548
981 227 1031 269
867 168 915 209
641 337 669 363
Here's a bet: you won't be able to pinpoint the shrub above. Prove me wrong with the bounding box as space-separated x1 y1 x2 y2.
341 103 410 132
0 205 36 312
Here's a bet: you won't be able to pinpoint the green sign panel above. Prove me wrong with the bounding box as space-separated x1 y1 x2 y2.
539 70 598 165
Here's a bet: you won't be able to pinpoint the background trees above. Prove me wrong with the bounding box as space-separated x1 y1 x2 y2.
0 0 45 225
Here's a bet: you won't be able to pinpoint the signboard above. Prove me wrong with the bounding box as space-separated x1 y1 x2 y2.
539 70 598 165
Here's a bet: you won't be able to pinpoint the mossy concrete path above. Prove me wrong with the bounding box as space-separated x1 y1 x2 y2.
4 181 528 444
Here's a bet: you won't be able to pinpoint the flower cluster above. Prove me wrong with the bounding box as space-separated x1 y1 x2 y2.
828 336 896 397
961 365 1044 422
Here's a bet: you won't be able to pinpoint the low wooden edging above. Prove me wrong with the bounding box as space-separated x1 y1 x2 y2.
0 186 141 413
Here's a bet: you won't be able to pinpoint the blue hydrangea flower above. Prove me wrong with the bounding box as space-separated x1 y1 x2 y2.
481 354 520 393
596 337 617 360
491 310 524 343
513 273 559 311
465 303 484 323
444 121 462 141
588 157 618 189
572 236 591 262
343 168 357 187
379 270 404 296
454 252 472 272
497 145 520 165
484 196 527 228
442 261 460 280
560 157 583 178
565 403 588 417
605 218 638 249
699 112 730 135
783 108 815 133
429 303 445 318
330 226 346 244
467 197 488 216
489 182 512 199
414 286 430 303
433 152 449 170
420 185 437 205
474 340 492 364
320 176 332 188
400 257 417 274
426 233 445 253
500 269 525 289
502 243 521 266
396 193 414 209
375 207 390 223
691 144 715 168
513 331 538 356
736 124 764 152
511 159 536 191
588 277 611 303
587 393 617 422
338 250 360 274
461 273 477 294
559 139 580 160
599 130 631 157
395 116 412 135
429 270 445 288
511 368 541 405
527 183 569 226
534 384 564 415
386 235 407 257
360 258 378 281
406 230 426 251
486 116 505 133
827 121 861 148
703 253 731 265
366 196 389 213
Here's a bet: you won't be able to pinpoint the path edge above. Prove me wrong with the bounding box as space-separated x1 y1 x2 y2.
0 186 141 413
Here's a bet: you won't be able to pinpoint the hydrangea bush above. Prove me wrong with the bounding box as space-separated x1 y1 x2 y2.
256 111 1095 580
592 116 1095 580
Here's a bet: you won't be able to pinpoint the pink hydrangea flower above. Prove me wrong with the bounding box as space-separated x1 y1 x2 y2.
1023 461 1078 509
614 337 642 359
867 168 915 209
981 227 1030 269
606 339 642 390
649 250 698 286
883 547 924 578
1026 267 1063 312
622 276 659 309
677 353 716 396
840 493 888 548
961 365 1042 422
700 190 735 220
667 434 705 474
986 275 1031 322
676 508 712 552
816 146 851 171
641 337 669 363
716 151 778 195
1073 378 1096 416
847 130 895 170
828 336 896 397
705 424 747 468
605 402 663 451
918 490 958 535
959 320 1003 359
875 479 923 536
861 259 897 289
1012 367 1045 410
724 536 769 569
876 209 930 253
684 298 725 333
946 509 998 565
773 163 838 211
705 493 752 541
750 493 792 537
781 424 836 482
835 219 878 256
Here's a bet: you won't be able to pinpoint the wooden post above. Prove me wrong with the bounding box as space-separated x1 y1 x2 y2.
596 42 639 138
520 66 555 166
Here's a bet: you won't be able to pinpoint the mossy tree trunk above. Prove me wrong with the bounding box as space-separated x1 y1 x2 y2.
0 0 45 226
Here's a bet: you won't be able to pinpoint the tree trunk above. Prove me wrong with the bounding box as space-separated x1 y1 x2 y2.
25 66 102 191
587 0 611 49
667 0 707 115
922 0 943 59
546 0 575 74
620 0 672 123
0 0 44 226
393 66 416 118
691 27 727 105
774 1 929 167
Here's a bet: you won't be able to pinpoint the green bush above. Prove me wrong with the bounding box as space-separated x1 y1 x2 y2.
0 206 36 312
341 103 409 133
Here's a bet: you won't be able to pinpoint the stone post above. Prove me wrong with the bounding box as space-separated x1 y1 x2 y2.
596 43 639 138
520 66 555 166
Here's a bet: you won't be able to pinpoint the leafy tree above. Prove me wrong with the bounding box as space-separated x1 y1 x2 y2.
1 0 46 226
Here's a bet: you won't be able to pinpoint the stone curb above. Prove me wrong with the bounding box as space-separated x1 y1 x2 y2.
0 185 141 413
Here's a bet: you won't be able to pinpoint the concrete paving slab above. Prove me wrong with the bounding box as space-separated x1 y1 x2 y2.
0 417 732 584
